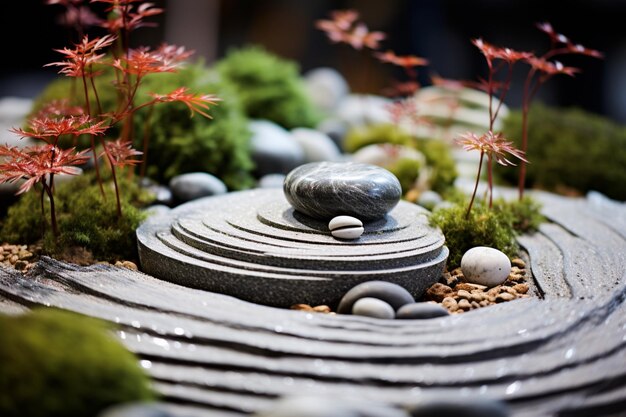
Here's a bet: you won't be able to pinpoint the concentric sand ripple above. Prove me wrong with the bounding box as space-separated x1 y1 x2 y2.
0 190 625 416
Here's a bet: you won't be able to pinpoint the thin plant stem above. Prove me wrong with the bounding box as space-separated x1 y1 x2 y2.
82 72 105 198
102 143 122 218
139 105 155 180
466 151 484 219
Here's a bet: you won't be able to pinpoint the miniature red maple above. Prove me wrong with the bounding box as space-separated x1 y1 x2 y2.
456 131 527 217
516 23 603 200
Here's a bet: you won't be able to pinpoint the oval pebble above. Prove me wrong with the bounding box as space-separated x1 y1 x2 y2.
337 280 414 314
461 246 511 287
395 302 450 319
352 297 395 319
329 215 364 240
407 395 510 417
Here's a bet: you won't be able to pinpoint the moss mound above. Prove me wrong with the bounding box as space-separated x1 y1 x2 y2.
215 45 321 129
0 308 154 417
0 173 150 262
430 197 543 268
500 103 626 200
344 123 457 194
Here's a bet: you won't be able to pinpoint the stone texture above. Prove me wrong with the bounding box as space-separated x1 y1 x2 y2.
461 247 511 287
283 161 402 221
137 188 447 308
169 172 227 203
395 302 449 319
352 297 395 319
249 119 304 177
337 280 415 314
2 189 626 417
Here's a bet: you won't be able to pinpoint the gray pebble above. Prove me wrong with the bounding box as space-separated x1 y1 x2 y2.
352 297 395 319
407 396 510 417
416 191 442 211
98 402 174 417
169 172 227 203
395 303 450 319
337 281 414 314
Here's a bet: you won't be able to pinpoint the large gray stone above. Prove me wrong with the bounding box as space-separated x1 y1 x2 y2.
136 188 447 308
249 119 304 177
283 161 402 221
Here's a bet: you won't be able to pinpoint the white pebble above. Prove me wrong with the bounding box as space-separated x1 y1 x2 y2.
352 297 395 319
329 215 364 240
461 246 511 287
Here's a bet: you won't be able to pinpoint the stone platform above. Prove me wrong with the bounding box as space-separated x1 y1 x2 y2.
136 189 448 308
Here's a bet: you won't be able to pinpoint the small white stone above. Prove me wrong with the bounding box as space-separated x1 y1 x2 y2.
328 215 364 240
352 297 395 319
461 246 511 287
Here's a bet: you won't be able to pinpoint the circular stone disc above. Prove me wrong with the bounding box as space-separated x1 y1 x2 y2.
137 189 448 308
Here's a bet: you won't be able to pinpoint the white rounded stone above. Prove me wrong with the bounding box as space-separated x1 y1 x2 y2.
461 246 511 287
352 297 395 319
328 216 364 240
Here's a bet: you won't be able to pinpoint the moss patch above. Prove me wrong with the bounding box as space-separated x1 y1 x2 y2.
0 308 155 417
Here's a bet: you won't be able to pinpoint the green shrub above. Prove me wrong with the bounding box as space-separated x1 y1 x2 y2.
215 45 321 129
344 123 457 194
500 103 626 200
0 308 154 417
0 173 150 261
387 158 421 194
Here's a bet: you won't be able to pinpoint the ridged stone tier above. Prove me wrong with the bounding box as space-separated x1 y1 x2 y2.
136 188 448 308
1 190 625 416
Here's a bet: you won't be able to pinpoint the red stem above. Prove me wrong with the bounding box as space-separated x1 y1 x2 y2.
487 154 493 208
466 151 484 219
103 144 122 218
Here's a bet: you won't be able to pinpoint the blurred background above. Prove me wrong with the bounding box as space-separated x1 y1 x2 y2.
0 0 621 121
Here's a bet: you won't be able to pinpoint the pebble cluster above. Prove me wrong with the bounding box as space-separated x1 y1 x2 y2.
292 257 531 316
423 257 531 314
0 243 40 272
0 242 138 273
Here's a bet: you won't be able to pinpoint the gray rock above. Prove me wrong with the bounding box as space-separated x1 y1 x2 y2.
283 161 402 221
336 94 392 128
257 173 287 189
351 144 425 169
417 191 443 211
407 396 510 417
249 119 305 177
395 302 449 319
352 297 395 319
98 402 174 417
290 128 342 163
169 172 227 203
337 280 415 314
255 394 409 417
140 178 173 206
461 247 511 287
316 118 349 151
304 67 350 112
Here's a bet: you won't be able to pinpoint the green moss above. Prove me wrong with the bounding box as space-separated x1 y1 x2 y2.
500 103 626 200
344 123 412 153
430 201 518 269
0 308 154 417
133 63 255 188
0 173 150 261
494 196 545 234
344 123 457 194
387 158 421 195
215 45 321 129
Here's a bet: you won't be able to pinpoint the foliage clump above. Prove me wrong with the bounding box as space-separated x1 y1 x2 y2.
0 308 155 417
430 197 544 268
0 173 150 261
215 45 321 129
134 64 255 188
500 103 626 201
344 123 457 194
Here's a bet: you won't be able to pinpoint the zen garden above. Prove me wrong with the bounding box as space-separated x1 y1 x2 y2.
0 2 625 417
